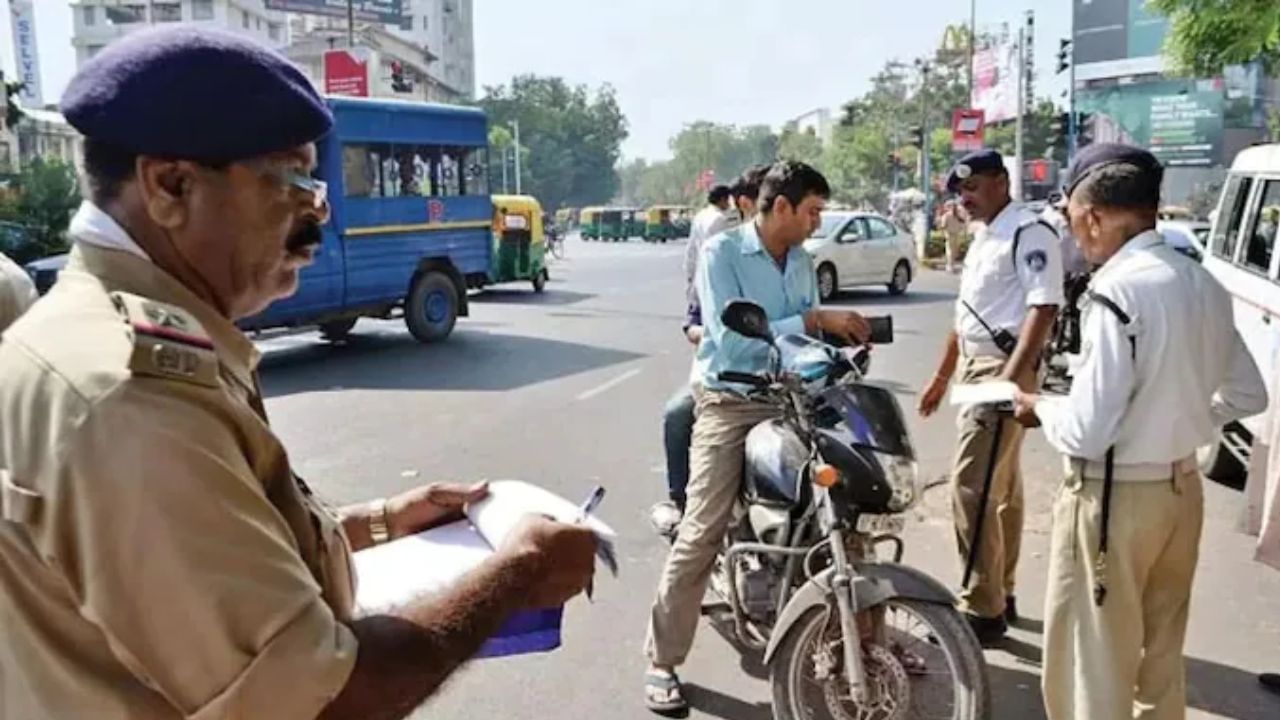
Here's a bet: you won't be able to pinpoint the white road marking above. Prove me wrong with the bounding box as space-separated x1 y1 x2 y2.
575 368 642 401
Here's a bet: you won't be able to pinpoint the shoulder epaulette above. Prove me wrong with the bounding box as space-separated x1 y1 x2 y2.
110 292 220 387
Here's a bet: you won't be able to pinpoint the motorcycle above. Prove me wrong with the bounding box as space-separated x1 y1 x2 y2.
709 300 990 720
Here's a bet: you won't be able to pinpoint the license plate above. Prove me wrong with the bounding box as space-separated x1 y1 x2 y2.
856 513 905 535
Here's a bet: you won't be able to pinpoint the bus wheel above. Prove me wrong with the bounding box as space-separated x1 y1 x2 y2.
405 271 458 343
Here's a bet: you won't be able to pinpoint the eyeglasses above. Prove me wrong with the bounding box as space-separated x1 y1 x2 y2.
257 164 328 209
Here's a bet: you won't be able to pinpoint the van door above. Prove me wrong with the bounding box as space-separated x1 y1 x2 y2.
1233 178 1280 434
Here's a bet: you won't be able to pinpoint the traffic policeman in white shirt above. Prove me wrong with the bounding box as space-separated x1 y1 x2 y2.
1013 143 1267 720
918 149 1064 644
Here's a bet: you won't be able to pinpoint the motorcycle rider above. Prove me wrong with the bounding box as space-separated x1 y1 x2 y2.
643 161 871 714
651 165 770 539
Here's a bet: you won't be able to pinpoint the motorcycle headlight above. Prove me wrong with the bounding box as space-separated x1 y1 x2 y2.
881 454 919 512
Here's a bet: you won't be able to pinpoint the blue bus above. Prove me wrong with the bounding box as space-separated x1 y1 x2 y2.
240 96 493 343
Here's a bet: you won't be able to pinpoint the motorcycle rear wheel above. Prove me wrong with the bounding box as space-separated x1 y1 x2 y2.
770 599 989 720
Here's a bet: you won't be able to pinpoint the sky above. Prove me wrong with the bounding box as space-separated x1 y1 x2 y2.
3 0 1071 161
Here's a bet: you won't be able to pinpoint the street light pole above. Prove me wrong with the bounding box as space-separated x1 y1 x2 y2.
967 0 977 104
1014 24 1027 201
918 61 933 241
347 0 355 48
511 119 522 194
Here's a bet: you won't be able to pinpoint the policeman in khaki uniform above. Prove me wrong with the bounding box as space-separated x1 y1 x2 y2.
0 250 36 332
919 149 1064 644
0 27 595 720
1014 144 1267 720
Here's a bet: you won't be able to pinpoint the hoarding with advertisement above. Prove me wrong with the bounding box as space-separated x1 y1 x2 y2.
265 0 404 25
1077 79 1224 167
971 42 1020 124
324 49 372 97
8 0 42 107
952 109 986 153
1072 0 1170 67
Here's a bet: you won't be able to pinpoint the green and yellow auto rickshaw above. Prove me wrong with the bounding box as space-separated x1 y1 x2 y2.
580 206 603 241
625 208 647 240
644 205 689 243
600 207 629 241
490 194 549 292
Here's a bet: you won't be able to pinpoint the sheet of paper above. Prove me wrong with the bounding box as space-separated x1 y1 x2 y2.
467 480 619 576
949 380 1019 407
354 520 492 614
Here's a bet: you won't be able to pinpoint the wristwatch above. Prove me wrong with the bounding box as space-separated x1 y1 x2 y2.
368 498 391 545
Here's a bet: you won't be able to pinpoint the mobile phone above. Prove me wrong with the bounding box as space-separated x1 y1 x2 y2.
867 316 894 345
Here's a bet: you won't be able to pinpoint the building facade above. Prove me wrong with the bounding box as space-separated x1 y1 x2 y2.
70 0 290 66
387 0 475 100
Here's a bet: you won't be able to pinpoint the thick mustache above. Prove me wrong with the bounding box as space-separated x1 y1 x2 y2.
286 223 323 252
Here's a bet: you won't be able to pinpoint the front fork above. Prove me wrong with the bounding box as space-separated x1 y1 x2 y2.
826 525 870 703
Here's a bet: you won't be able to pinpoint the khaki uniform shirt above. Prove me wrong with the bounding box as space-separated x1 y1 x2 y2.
0 243 358 719
0 251 37 334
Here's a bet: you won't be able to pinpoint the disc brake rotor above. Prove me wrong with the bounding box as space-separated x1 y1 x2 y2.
818 643 911 720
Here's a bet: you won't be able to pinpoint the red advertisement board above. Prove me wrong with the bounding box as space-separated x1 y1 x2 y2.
324 49 370 97
952 109 986 153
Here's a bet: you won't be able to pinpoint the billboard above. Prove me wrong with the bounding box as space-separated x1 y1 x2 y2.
1073 0 1170 66
8 0 42 107
971 42 1020 124
265 0 404 25
1077 79 1224 167
324 49 371 97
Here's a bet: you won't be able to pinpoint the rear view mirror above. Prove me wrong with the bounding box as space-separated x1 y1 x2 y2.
721 300 773 343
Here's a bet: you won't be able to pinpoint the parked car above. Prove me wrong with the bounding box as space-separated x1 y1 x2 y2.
1158 219 1210 261
24 253 67 296
1197 143 1280 484
803 211 917 300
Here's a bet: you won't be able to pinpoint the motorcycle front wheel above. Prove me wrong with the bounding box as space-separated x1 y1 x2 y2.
770 599 989 720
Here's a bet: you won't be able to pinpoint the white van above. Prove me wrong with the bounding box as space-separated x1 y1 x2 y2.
1199 143 1280 482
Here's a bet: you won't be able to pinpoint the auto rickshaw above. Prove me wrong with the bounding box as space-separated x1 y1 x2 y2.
600 207 630 241
490 194 549 292
626 208 647 240
580 206 603 240
644 205 687 243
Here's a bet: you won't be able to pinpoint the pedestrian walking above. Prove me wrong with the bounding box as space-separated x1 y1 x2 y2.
941 199 968 273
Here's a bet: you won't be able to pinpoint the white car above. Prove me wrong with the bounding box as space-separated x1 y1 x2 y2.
1157 219 1211 261
803 212 918 300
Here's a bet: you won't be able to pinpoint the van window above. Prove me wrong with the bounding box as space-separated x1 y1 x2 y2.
1244 180 1280 275
342 143 487 198
342 144 381 198
1212 175 1252 261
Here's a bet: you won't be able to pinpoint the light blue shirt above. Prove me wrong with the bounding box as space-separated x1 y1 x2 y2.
692 221 819 391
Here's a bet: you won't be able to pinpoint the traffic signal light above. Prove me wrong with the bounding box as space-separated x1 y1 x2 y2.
390 61 413 93
1047 112 1069 158
907 125 924 149
1056 38 1072 75
1077 112 1095 147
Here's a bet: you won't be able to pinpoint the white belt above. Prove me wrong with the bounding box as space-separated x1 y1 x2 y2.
1069 456 1198 483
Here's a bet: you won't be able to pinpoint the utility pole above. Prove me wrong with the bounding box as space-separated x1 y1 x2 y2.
967 0 977 105
1067 43 1078 162
1014 18 1029 200
346 0 356 48
918 60 933 242
511 119 522 194
501 145 509 193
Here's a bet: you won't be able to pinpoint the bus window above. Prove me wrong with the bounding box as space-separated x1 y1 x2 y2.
343 144 380 198
1211 175 1252 262
1244 180 1280 275
462 147 489 196
437 148 462 197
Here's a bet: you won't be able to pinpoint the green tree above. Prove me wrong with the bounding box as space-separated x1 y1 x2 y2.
478 75 628 209
1150 0 1280 75
777 123 825 168
4 158 81 263
3 82 22 130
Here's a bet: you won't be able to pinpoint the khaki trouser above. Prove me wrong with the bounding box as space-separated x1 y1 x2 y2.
951 355 1030 619
645 388 780 666
1043 463 1203 720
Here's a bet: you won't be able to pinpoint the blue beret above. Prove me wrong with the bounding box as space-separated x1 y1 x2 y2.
61 26 332 164
946 149 1006 192
1065 143 1163 198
